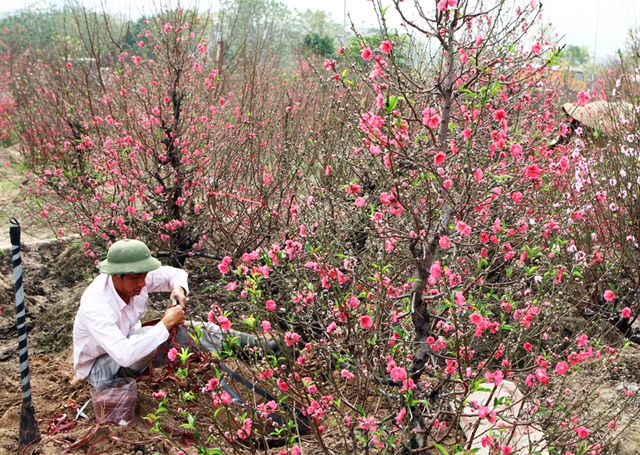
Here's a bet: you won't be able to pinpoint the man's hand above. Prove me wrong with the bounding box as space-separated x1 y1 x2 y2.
170 286 188 311
161 305 185 330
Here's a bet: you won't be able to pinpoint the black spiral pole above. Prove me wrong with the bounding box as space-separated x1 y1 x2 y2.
10 219 40 447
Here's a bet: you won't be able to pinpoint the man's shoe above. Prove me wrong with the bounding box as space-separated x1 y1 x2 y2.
226 329 281 357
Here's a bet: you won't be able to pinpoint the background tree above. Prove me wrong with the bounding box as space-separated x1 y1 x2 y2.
295 9 341 57
293 8 342 38
301 32 335 57
562 44 590 66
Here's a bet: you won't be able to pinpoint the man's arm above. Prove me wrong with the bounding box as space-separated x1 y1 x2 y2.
162 303 186 328
81 303 170 368
169 286 188 311
146 266 190 297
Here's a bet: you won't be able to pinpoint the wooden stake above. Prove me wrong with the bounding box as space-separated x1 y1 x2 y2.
10 218 40 448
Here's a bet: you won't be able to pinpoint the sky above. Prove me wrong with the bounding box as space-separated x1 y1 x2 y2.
2 0 639 62
281 0 639 62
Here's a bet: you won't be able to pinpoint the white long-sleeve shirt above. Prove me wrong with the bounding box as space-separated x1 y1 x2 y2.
73 266 189 379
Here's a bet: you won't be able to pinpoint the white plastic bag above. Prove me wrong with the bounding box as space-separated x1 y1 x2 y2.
91 377 137 426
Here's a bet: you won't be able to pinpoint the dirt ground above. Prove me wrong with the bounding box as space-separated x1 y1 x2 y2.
3 145 640 455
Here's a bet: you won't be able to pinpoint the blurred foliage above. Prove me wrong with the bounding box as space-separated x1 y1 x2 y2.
301 32 335 57
562 44 590 66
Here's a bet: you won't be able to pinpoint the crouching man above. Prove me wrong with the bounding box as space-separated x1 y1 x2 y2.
73 239 264 386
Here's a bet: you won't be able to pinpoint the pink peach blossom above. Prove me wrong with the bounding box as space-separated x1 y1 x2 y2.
439 235 451 249
574 426 590 439
422 107 441 129
380 40 393 54
555 361 569 375
341 369 355 380
389 366 407 381
217 315 231 330
359 315 373 330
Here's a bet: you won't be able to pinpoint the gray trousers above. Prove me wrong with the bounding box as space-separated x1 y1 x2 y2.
87 321 223 386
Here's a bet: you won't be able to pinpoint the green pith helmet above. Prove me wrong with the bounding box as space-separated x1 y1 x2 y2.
98 239 162 275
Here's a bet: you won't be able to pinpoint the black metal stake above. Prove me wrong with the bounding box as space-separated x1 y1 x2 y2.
10 218 40 447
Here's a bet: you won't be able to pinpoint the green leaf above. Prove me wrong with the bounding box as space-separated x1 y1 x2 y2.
489 81 504 95
525 265 539 275
458 87 477 99
386 95 399 114
523 244 543 258
432 443 450 455
489 173 514 183
243 314 256 328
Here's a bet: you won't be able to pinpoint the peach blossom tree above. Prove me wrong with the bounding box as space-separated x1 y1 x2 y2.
190 0 638 453
12 5 332 267
9 1 640 454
